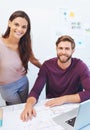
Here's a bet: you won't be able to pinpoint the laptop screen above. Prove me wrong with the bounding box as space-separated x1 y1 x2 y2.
53 100 90 130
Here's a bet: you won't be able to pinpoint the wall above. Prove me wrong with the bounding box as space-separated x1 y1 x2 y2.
0 0 90 106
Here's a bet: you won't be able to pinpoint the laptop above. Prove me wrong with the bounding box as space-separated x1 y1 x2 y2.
53 100 90 130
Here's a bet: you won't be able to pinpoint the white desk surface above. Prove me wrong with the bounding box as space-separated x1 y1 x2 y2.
0 99 79 130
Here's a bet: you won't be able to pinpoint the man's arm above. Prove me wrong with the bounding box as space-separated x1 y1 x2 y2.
21 63 47 121
45 93 81 107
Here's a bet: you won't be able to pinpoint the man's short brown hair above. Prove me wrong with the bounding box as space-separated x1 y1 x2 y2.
56 35 75 49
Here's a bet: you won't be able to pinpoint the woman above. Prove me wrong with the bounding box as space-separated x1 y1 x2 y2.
0 10 41 105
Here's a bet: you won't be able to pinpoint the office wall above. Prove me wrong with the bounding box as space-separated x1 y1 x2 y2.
0 0 90 105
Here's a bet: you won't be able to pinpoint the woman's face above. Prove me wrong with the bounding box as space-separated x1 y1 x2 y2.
8 17 28 40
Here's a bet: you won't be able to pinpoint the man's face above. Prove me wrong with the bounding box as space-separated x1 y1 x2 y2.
56 41 74 63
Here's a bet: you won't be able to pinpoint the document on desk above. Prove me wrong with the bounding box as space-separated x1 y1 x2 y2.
2 100 79 130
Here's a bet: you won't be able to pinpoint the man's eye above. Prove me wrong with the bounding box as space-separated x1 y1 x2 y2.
66 48 70 50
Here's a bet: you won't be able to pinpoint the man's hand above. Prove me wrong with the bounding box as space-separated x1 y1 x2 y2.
20 102 36 121
20 97 37 121
45 94 80 107
45 96 66 107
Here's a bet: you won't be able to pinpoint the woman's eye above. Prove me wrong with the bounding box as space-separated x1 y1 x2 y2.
14 23 19 26
22 26 27 29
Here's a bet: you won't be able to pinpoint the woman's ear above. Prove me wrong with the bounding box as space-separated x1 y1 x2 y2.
8 20 11 27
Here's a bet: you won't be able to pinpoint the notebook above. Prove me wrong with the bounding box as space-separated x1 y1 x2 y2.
53 100 90 130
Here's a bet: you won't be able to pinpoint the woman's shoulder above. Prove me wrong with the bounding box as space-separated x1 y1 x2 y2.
0 37 4 44
0 37 6 49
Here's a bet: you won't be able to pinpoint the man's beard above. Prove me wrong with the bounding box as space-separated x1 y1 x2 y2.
57 54 72 63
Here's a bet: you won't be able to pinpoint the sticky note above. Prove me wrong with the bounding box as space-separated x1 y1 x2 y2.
0 120 2 126
0 109 3 127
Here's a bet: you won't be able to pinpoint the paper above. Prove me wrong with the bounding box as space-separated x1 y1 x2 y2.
1 100 79 130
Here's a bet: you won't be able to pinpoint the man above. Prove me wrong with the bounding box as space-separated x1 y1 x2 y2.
21 35 90 121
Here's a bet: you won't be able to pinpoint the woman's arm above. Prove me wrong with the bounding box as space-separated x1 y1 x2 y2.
29 52 42 68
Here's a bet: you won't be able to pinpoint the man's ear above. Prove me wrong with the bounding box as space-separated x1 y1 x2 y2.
72 48 75 53
56 46 58 51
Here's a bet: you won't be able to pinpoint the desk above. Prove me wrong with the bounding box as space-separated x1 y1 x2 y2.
0 99 79 130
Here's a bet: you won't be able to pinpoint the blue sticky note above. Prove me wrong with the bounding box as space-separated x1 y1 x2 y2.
0 120 2 127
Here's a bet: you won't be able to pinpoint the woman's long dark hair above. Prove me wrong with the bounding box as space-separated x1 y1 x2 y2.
2 10 33 73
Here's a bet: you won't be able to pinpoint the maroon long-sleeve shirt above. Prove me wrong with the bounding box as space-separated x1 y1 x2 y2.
28 57 90 102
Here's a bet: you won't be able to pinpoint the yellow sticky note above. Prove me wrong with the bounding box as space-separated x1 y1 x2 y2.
70 12 75 17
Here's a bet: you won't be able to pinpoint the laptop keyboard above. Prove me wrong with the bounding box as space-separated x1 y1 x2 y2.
65 117 76 127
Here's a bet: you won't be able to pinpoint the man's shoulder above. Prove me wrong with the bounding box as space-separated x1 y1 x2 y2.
72 58 83 63
44 57 57 64
72 58 88 69
41 57 57 69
